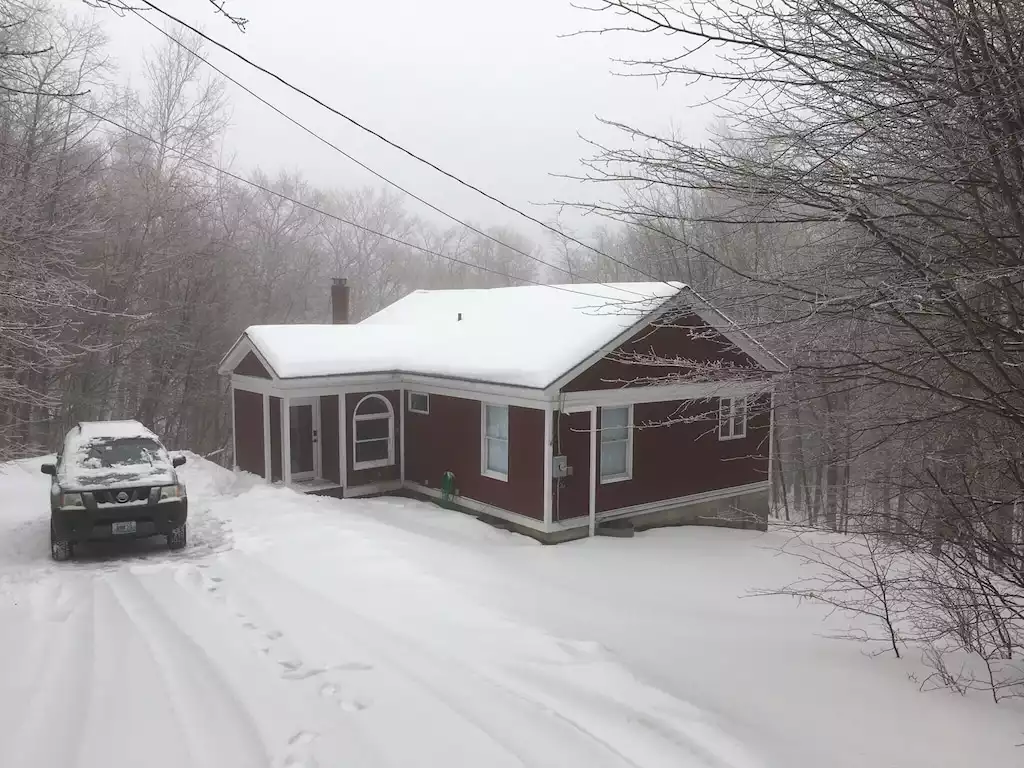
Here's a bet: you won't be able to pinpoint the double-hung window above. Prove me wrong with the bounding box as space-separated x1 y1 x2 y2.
600 405 632 482
719 396 747 440
482 404 509 480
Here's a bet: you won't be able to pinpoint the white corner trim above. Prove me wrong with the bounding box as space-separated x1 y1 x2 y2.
405 482 548 533
588 406 597 537
230 383 238 471
543 406 553 526
262 393 271 484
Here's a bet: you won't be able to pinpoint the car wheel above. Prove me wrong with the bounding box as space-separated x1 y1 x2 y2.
168 524 187 551
50 535 72 562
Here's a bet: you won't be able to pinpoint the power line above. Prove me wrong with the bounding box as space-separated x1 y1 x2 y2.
133 0 674 289
125 7 589 286
50 88 655 305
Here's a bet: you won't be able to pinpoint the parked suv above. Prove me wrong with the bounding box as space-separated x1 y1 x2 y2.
42 420 188 561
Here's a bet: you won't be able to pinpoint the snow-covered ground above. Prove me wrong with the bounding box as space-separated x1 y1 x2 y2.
0 455 1019 768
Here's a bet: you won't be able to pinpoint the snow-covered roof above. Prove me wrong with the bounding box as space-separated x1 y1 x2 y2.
243 282 685 388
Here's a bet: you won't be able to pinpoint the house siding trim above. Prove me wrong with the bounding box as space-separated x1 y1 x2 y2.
542 406 553 526
559 380 772 410
262 393 271 484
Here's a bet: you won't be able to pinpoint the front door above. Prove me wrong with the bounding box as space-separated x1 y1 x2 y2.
289 399 319 481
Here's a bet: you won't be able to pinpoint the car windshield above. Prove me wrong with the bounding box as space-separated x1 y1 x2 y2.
77 437 166 469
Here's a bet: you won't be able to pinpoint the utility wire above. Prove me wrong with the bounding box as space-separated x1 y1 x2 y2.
133 0 675 290
126 7 593 286
52 89 659 305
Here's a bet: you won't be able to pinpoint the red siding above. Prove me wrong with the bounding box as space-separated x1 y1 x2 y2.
269 397 282 482
405 393 545 520
553 411 591 521
346 391 402 487
320 395 341 484
233 389 265 477
234 351 272 379
565 312 758 391
596 395 770 513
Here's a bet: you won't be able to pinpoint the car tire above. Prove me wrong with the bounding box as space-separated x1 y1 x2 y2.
168 524 187 551
51 534 72 562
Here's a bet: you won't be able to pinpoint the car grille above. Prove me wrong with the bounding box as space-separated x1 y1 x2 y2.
92 487 151 504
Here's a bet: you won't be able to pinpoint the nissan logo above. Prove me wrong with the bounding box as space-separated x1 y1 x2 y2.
116 491 129 503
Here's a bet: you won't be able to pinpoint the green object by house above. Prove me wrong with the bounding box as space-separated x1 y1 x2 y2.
440 471 457 508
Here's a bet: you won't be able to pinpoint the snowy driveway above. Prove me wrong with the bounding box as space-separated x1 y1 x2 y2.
0 457 1020 768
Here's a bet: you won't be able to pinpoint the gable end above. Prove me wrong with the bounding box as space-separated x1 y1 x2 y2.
563 312 761 392
234 351 272 379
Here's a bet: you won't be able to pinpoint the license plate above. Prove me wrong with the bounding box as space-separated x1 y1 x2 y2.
112 521 136 535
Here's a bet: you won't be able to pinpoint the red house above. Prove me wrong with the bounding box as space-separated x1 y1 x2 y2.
218 280 784 542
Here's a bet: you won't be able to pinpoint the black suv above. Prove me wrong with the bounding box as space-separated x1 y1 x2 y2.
42 420 188 561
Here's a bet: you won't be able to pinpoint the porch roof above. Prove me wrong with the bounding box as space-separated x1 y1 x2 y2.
242 282 684 389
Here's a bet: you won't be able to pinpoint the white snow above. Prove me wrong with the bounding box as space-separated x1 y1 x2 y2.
1 454 1021 767
58 420 175 489
245 282 684 386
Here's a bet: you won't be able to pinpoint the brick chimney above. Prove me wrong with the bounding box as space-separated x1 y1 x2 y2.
331 278 350 324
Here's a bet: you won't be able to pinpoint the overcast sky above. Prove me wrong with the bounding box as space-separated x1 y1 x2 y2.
63 0 715 247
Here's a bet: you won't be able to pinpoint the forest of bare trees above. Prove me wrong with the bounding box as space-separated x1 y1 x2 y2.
554 0 1024 699
0 0 546 461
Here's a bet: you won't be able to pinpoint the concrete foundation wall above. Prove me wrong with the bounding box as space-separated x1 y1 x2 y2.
629 489 769 533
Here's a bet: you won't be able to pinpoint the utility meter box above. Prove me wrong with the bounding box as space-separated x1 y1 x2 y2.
552 455 572 478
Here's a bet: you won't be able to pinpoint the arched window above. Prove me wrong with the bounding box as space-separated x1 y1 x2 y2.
352 394 395 470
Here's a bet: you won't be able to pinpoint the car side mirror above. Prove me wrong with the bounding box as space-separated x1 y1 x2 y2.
40 463 56 476
172 455 187 468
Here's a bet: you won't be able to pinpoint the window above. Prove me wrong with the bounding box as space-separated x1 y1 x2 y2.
482 404 509 480
353 394 394 469
408 391 429 415
600 406 632 483
719 397 747 440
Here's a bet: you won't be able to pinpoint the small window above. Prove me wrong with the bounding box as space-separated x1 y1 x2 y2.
719 397 747 440
600 406 632 483
408 391 429 415
482 404 509 481
353 394 395 469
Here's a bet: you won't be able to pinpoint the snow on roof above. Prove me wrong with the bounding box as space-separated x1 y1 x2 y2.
75 420 159 442
245 282 684 388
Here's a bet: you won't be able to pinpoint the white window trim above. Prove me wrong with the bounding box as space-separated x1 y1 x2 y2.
481 403 509 482
408 391 429 415
600 404 633 484
352 394 395 470
719 396 748 441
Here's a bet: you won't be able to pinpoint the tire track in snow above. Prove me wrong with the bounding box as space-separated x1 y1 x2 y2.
105 567 273 768
226 552 698 768
233 551 766 768
0 575 94 768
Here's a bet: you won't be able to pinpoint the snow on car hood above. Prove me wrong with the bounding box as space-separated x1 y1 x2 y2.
60 461 177 491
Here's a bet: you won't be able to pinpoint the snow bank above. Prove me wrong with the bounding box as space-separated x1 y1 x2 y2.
246 281 683 386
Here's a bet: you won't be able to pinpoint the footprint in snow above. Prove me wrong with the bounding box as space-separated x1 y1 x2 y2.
280 731 319 768
319 681 372 712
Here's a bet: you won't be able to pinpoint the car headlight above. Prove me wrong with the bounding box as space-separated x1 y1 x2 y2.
159 484 186 501
59 492 85 508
